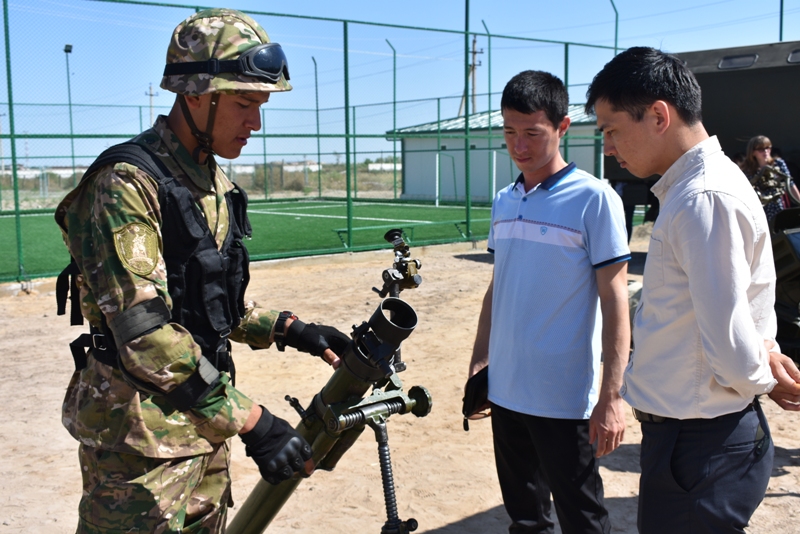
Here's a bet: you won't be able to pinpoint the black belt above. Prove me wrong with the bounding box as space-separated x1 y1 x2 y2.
632 400 757 424
632 408 670 424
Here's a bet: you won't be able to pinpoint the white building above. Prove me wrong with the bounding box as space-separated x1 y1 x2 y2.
0 166 87 179
388 105 602 203
282 161 322 173
367 162 402 172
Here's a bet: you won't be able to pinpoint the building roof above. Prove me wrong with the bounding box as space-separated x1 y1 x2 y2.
389 104 596 135
676 39 800 74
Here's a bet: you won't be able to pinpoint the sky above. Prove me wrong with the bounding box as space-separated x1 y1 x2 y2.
2 0 798 167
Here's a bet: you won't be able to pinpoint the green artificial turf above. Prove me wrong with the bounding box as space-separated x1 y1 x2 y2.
0 212 70 281
0 200 491 281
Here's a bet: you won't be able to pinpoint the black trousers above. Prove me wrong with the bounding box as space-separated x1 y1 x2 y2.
491 403 611 534
638 400 773 534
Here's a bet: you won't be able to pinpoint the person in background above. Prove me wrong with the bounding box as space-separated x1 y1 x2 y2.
740 135 796 221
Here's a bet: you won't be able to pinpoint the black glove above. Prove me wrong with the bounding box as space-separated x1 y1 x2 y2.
285 319 351 357
240 406 313 485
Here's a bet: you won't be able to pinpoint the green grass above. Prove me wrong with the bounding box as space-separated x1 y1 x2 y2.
0 200 491 282
0 212 71 281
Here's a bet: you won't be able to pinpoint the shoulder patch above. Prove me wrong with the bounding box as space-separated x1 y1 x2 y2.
113 222 159 276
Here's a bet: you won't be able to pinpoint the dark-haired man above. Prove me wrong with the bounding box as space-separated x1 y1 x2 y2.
55 9 351 532
586 46 800 533
468 70 631 534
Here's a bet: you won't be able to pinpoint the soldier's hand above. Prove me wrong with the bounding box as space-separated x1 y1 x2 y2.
286 320 349 368
240 406 313 484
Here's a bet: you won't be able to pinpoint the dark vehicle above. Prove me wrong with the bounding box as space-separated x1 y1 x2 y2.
613 41 800 360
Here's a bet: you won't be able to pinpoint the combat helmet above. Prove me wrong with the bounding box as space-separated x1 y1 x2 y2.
160 8 291 160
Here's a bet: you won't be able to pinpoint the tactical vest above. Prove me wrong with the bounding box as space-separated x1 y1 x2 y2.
57 142 251 376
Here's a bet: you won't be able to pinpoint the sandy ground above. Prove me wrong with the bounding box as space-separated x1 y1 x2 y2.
2 232 800 533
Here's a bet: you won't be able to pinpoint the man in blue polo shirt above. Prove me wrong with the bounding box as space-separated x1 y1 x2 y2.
468 70 631 534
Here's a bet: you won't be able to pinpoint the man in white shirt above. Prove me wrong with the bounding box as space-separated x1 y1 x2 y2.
585 46 800 533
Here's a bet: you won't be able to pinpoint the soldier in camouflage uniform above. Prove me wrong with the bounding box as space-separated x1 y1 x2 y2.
55 9 349 533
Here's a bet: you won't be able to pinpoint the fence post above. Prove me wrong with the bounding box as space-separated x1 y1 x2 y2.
437 97 441 206
262 108 268 200
435 152 440 207
353 106 357 199
3 0 24 280
491 150 496 199
482 20 492 203
312 56 321 198
463 0 472 237
343 21 352 248
386 39 397 200
0 112 4 209
594 129 603 180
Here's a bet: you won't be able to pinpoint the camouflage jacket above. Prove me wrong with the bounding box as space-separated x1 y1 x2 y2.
55 116 279 458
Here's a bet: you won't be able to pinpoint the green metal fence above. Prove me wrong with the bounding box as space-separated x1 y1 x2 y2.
0 0 616 282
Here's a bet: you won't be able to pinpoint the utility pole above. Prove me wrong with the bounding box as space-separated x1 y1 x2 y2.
145 83 159 126
458 35 482 117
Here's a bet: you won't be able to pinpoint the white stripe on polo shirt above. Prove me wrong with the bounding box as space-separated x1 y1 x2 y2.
492 217 583 249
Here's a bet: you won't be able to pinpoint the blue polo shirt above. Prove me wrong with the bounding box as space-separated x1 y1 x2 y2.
487 163 630 419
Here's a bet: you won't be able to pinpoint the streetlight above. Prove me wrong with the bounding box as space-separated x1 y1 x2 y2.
64 44 76 186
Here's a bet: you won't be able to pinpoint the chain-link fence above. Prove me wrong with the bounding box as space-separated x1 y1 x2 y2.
0 0 616 282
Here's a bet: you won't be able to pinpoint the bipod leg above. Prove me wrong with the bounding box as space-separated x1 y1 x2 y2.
368 419 418 534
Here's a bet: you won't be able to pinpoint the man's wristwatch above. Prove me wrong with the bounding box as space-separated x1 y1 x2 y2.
274 311 298 352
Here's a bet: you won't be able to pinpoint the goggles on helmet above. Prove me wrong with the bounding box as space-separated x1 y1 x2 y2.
163 42 290 84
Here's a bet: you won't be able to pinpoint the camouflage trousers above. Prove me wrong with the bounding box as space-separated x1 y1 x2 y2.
76 442 232 533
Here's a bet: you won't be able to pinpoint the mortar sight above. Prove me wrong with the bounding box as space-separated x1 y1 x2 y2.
384 228 405 246
374 229 421 300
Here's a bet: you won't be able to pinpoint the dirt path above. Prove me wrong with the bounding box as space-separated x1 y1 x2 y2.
1 238 799 533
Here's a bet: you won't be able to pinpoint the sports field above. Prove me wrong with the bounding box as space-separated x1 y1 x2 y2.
0 199 492 282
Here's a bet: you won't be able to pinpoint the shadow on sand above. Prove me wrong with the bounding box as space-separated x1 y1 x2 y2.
601 443 641 474
419 495 639 533
454 252 494 265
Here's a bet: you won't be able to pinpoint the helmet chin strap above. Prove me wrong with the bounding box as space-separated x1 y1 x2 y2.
178 93 221 163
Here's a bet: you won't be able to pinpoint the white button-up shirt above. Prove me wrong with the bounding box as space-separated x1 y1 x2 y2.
621 136 777 419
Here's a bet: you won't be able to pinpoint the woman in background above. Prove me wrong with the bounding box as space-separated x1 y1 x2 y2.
741 135 795 221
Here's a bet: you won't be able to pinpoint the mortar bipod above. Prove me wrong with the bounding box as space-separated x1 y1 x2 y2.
369 417 418 534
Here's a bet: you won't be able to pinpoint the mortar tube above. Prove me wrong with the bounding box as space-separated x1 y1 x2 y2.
227 362 376 534
227 298 417 534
